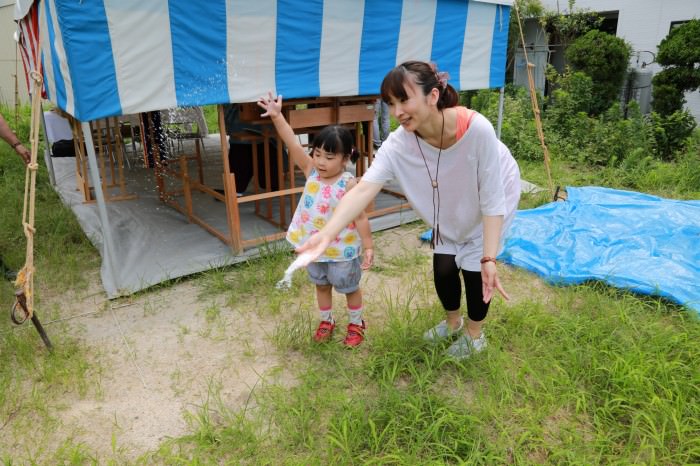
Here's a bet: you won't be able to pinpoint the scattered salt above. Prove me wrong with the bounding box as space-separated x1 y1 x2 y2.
275 252 314 290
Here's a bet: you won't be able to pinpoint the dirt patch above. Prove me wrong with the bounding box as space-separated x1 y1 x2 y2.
21 280 295 460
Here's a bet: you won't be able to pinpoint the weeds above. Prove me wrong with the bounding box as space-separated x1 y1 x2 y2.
1 102 699 464
145 260 700 464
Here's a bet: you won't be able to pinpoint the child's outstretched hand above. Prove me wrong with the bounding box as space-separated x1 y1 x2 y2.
257 91 283 118
361 248 374 270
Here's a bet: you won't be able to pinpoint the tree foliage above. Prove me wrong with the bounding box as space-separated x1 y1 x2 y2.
565 30 631 115
541 2 603 49
652 19 700 115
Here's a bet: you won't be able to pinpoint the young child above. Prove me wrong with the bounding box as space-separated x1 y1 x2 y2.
258 92 374 346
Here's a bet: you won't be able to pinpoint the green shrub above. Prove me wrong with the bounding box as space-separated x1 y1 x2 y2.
566 30 631 115
651 83 687 116
545 68 594 133
652 19 700 115
466 87 544 162
648 110 697 161
587 103 653 166
502 92 545 162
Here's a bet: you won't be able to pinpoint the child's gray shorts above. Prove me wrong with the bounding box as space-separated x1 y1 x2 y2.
306 257 362 294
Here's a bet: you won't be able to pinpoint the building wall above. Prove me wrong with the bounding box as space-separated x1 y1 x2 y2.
0 2 29 107
534 0 700 120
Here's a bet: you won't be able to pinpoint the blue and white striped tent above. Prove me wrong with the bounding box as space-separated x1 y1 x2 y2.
19 0 512 122
15 0 513 297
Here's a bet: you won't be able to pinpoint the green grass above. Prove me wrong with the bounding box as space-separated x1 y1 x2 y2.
517 132 700 206
1 105 699 463
143 264 700 464
0 322 103 465
0 107 98 310
0 107 102 465
202 105 221 135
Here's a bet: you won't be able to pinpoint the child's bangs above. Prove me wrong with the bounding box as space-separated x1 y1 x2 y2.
312 126 346 156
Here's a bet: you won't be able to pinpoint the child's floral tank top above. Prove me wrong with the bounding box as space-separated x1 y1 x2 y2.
286 169 361 262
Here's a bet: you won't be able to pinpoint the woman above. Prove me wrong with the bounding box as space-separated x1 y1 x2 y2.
297 61 521 359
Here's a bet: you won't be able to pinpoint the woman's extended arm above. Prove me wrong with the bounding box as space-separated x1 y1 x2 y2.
296 179 383 262
481 214 509 303
257 93 312 177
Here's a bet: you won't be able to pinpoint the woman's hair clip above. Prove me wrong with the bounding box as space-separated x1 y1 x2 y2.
428 62 449 90
436 71 450 90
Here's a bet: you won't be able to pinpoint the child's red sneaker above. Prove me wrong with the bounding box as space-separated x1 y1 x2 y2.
313 320 335 343
343 321 366 347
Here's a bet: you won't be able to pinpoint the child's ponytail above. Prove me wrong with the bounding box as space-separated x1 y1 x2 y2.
350 147 360 164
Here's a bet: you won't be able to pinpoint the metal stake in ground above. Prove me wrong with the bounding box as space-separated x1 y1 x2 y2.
11 290 53 350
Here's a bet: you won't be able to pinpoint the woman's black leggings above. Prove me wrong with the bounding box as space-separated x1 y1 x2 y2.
433 253 489 322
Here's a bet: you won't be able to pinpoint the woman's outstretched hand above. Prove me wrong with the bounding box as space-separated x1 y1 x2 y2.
481 261 510 303
294 233 331 266
257 91 283 118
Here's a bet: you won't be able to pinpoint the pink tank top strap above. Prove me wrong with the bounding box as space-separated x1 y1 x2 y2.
455 106 476 140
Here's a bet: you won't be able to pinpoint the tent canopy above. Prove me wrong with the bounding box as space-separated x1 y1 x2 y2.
21 0 512 121
14 0 514 297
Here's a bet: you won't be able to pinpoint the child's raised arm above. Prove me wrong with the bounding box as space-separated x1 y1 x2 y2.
257 92 312 177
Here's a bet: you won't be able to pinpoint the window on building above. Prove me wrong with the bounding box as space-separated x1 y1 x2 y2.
599 11 619 35
670 20 689 33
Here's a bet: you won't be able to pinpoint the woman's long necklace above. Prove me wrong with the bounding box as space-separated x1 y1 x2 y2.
415 111 445 249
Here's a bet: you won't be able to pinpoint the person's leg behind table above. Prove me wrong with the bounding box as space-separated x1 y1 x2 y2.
372 99 390 149
379 100 390 144
253 138 287 192
228 141 255 196
229 138 288 197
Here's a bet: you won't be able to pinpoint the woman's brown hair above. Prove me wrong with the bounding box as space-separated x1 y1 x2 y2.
380 61 458 110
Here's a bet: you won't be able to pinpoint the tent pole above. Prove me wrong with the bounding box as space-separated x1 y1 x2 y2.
81 121 119 294
40 107 56 186
497 86 505 139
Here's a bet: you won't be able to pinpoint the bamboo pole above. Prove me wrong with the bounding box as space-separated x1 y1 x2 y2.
514 0 555 198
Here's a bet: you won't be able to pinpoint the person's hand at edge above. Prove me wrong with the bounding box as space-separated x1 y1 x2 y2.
481 260 509 303
14 143 31 165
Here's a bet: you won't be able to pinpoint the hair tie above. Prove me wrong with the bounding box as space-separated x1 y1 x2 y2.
437 71 450 90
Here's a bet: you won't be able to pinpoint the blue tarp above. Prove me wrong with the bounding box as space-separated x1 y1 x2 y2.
499 187 700 313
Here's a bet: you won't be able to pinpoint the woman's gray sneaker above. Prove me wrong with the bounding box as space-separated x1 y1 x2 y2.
423 317 464 342
446 333 487 360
